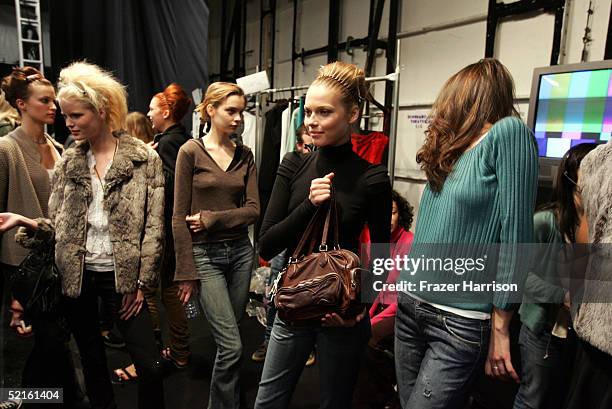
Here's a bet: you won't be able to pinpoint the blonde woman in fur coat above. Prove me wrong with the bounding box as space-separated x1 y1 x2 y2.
0 62 166 409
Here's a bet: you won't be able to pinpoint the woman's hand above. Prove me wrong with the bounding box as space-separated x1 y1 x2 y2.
0 213 33 233
485 309 520 383
186 214 205 233
178 280 198 305
119 289 145 320
309 172 334 206
321 308 365 327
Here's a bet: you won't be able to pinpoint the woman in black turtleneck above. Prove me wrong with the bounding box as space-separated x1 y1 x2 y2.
114 83 192 382
147 84 192 364
254 62 391 409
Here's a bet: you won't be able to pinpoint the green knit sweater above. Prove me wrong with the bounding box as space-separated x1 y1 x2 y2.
399 116 538 312
518 210 566 334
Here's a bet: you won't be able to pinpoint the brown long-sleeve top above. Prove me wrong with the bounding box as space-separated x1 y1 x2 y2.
173 139 260 280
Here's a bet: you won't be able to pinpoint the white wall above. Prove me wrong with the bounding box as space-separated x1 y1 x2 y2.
209 0 612 228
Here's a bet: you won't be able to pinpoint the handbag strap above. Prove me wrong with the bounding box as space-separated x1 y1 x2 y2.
291 203 328 259
320 186 340 249
292 185 341 259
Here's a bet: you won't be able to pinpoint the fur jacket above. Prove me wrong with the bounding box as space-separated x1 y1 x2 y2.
573 140 612 355
16 132 165 298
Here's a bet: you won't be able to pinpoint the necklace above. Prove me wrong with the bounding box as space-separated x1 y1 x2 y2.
93 139 119 183
33 136 47 145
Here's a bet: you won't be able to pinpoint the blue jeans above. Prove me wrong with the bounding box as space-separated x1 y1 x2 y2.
193 237 254 409
394 292 490 409
254 313 370 409
513 325 571 409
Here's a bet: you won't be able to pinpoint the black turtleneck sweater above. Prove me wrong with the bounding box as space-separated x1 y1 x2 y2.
154 123 191 227
259 142 391 261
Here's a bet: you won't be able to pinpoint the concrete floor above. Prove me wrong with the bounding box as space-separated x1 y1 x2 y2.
1 296 519 409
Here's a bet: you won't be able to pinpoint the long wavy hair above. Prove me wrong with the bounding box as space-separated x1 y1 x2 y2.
417 58 519 192
540 143 599 243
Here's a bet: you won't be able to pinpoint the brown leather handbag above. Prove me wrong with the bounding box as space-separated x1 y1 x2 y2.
272 190 364 324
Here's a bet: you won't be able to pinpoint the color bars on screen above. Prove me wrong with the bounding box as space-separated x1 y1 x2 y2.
534 69 612 158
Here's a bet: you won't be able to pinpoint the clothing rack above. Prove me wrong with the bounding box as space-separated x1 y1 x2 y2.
251 45 401 186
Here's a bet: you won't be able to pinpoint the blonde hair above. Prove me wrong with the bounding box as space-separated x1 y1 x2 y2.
0 90 20 127
195 82 245 123
312 61 367 111
126 111 154 143
57 61 128 131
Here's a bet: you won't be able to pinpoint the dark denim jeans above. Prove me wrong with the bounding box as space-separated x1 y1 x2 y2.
395 292 490 409
193 236 254 409
513 325 573 409
254 313 370 409
63 270 164 409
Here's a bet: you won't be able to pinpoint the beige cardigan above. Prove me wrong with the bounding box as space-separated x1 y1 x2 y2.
0 127 62 266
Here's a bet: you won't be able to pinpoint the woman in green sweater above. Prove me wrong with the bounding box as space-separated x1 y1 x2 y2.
513 143 598 409
394 59 539 408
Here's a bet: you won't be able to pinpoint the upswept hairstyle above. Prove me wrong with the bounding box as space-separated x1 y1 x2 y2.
1 66 53 112
126 111 154 143
0 90 20 126
417 58 519 192
541 143 599 243
311 61 368 112
57 61 128 131
195 82 246 123
392 190 414 231
154 83 192 123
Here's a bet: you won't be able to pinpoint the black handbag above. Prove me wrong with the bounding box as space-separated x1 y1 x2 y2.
10 242 61 319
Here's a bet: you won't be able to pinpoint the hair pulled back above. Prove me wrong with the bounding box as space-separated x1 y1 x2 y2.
57 61 128 131
154 83 192 123
195 82 246 123
311 61 367 112
1 66 52 111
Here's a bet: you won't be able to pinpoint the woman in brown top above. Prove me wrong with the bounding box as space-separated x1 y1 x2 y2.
0 67 75 407
173 82 259 409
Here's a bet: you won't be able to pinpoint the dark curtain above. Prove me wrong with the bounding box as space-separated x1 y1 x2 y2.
48 0 208 117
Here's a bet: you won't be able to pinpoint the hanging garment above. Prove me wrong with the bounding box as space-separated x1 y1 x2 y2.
284 108 300 157
351 131 389 165
280 105 291 161
242 111 257 160
257 102 288 237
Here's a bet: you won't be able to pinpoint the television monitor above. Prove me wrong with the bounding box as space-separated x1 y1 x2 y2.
527 60 612 182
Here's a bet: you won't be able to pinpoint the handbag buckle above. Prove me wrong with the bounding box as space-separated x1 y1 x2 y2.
319 244 328 252
270 270 285 299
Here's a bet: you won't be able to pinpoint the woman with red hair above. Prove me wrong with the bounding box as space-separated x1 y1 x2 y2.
114 83 193 382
